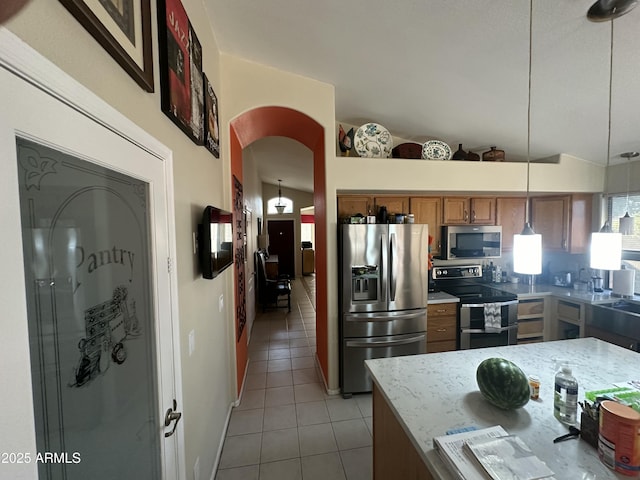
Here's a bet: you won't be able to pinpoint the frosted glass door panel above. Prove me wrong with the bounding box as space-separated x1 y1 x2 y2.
17 137 160 479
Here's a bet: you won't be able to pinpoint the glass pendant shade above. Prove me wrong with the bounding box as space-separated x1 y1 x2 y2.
590 231 622 270
513 223 542 274
620 212 633 235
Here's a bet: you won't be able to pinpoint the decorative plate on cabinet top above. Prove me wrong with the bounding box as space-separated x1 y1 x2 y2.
354 123 393 158
422 140 452 160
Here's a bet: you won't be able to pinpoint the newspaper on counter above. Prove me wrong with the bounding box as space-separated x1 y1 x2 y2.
464 434 555 480
433 425 508 480
433 425 555 480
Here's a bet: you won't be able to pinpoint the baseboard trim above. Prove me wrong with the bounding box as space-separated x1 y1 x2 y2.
209 401 234 480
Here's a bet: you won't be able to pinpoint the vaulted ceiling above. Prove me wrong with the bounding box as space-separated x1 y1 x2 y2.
206 0 640 192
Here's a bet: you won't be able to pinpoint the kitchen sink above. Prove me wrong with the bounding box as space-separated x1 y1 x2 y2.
600 300 640 316
589 299 640 345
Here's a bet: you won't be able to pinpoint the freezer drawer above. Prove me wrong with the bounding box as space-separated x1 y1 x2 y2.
342 309 427 338
341 332 426 395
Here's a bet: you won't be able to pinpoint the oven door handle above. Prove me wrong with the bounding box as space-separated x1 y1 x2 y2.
460 300 519 309
346 334 426 348
461 325 519 334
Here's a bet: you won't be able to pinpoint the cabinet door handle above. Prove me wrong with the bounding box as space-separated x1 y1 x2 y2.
436 309 446 313
436 328 447 332
472 210 476 222
464 210 469 221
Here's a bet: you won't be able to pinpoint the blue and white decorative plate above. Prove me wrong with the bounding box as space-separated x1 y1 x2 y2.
354 123 393 158
422 140 452 160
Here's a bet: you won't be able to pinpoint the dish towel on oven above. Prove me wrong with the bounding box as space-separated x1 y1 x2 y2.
484 303 502 333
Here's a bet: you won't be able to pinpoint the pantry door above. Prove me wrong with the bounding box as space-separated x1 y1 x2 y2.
0 32 183 480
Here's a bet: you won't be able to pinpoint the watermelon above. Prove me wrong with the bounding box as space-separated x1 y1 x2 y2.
476 358 530 410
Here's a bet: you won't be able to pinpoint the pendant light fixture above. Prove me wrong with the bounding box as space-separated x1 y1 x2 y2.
619 151 638 235
513 0 542 276
275 179 286 214
587 0 638 22
590 20 622 271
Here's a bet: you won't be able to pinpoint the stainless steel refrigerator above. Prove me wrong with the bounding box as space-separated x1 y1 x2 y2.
339 224 429 396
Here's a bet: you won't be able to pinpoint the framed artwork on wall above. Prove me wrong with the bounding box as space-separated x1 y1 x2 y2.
203 73 220 158
59 0 154 92
157 0 204 144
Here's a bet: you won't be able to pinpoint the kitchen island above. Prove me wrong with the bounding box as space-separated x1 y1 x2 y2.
365 338 637 479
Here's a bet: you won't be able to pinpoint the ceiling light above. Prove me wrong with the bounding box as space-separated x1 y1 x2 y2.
590 20 622 271
587 0 638 21
619 151 638 235
513 0 542 276
275 179 285 214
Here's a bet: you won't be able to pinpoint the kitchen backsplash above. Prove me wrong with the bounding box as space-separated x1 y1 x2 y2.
432 251 591 284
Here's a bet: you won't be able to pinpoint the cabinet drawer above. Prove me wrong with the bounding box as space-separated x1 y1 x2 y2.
428 303 457 318
427 316 457 342
557 300 581 321
518 299 544 316
518 319 544 336
427 340 457 353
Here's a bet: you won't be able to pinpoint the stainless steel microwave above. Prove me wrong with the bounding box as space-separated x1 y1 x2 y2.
441 225 502 260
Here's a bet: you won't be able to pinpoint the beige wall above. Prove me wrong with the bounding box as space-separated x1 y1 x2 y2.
6 1 233 479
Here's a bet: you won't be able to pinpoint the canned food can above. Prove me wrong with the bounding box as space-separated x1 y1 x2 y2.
598 400 640 475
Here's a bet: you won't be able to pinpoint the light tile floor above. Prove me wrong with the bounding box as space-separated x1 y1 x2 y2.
216 275 373 480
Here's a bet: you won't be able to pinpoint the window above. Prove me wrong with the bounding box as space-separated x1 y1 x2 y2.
608 194 640 293
267 196 293 214
609 194 640 251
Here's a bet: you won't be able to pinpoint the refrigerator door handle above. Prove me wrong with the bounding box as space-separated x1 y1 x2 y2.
346 334 426 348
345 310 427 322
389 232 396 301
379 233 385 303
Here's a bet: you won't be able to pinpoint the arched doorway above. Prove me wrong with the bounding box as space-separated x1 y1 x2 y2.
229 106 327 395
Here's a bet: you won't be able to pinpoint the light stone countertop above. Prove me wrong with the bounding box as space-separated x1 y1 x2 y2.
427 291 460 305
482 283 638 304
366 338 637 479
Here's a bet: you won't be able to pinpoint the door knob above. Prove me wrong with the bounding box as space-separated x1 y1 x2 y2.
164 399 182 438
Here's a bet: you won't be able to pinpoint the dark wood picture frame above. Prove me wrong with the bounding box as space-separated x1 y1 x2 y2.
59 0 154 92
203 73 220 158
157 0 204 145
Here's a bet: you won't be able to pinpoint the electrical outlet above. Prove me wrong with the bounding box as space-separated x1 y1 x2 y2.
188 329 195 356
193 456 200 480
219 294 224 312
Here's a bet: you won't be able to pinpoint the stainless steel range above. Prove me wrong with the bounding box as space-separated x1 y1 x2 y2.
432 264 518 349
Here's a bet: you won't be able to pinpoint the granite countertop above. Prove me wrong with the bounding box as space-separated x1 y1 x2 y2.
366 338 636 479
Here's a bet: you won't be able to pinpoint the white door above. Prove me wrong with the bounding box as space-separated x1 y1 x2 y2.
0 31 183 479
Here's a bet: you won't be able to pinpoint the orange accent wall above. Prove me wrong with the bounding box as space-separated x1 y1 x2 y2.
230 106 328 395
229 127 247 395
